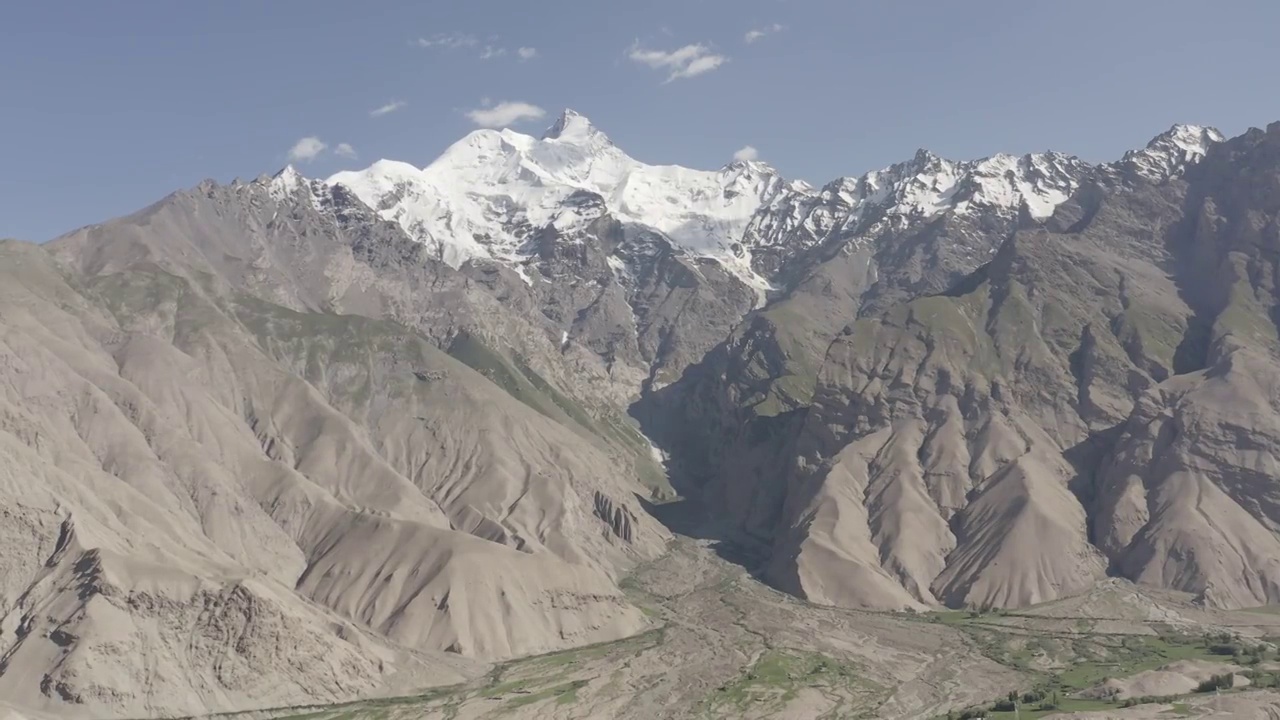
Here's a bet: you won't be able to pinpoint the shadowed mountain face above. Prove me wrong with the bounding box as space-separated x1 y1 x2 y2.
643 122 1280 612
2 113 1279 719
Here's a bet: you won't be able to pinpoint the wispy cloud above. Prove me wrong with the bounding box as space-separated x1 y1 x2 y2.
284 137 356 162
369 99 407 117
733 145 759 162
628 42 727 82
287 137 327 163
465 101 546 128
415 32 477 49
744 23 784 44
415 33 535 63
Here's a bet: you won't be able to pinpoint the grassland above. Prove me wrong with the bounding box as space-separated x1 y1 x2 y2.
698 649 881 717
926 608 1274 719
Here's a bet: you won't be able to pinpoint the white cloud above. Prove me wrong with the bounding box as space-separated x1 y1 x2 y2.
733 145 759 162
416 33 533 62
369 99 406 117
415 32 477 49
744 23 785 44
678 54 728 80
628 42 727 82
284 137 357 162
465 101 546 128
287 136 327 163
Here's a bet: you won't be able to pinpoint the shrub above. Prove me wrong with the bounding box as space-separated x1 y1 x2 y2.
1195 673 1235 693
1125 694 1178 707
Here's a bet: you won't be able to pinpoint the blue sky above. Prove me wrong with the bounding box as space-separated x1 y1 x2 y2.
3 0 1279 241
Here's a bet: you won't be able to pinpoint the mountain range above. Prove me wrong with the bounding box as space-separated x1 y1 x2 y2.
4 109 1280 718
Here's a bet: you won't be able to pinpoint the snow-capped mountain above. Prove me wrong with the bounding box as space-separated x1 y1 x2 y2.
221 115 1225 407
741 149 1092 277
1119 124 1226 180
324 111 1222 297
328 109 807 291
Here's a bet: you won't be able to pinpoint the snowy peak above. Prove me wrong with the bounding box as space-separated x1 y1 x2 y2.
739 148 1095 276
541 108 609 144
964 151 1089 218
721 158 775 176
326 115 642 269
326 113 798 289
719 159 812 192
244 164 345 215
1120 124 1225 180
1153 124 1225 156
261 164 312 202
272 164 301 182
834 148 1089 223
717 160 807 202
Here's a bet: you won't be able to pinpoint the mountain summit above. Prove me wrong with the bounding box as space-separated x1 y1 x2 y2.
541 108 606 142
1121 123 1226 180
327 111 805 288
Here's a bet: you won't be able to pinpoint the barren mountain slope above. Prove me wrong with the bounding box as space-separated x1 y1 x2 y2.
0 235 667 718
647 122 1280 612
48 174 664 464
1092 123 1280 608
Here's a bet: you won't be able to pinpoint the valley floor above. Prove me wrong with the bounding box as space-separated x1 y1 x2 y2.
185 532 1280 720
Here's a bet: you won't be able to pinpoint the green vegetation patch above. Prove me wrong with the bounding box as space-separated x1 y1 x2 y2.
503 680 589 709
908 295 980 352
230 294 416 409
1214 278 1280 347
1112 303 1186 371
701 649 872 717
740 304 824 413
478 628 663 705
928 616 1273 720
987 280 1045 374
90 269 188 323
447 331 576 424
449 332 674 495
